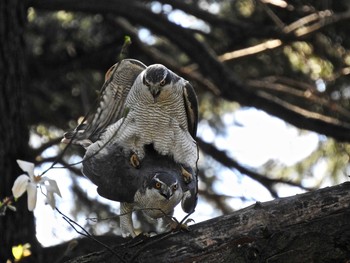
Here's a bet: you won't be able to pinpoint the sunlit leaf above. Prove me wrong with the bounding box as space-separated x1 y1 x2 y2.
12 244 23 260
11 175 29 198
27 183 37 211
16 160 34 179
12 243 31 261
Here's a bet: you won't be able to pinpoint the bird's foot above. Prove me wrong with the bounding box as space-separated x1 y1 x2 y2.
169 217 195 232
181 166 193 184
130 153 140 168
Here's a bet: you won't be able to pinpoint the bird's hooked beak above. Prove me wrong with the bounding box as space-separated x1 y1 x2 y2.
149 86 161 103
161 186 173 200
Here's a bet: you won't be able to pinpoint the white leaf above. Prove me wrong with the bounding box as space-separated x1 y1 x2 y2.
47 179 62 197
16 160 35 179
12 174 29 198
26 183 37 211
46 191 56 209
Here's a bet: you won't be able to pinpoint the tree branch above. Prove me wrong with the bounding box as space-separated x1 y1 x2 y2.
31 137 62 157
29 0 350 142
197 137 314 198
36 156 83 176
66 182 350 263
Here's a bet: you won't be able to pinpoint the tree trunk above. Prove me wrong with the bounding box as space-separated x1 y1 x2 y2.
65 182 350 263
0 1 38 262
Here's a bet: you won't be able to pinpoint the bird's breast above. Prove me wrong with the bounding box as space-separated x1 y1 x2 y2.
134 189 183 218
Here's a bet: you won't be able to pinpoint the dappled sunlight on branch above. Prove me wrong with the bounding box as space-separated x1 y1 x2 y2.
219 39 282 61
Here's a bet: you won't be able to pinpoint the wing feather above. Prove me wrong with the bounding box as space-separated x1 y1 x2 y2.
65 59 146 144
183 82 198 138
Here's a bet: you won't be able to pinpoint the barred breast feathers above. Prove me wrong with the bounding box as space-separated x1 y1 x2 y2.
111 74 197 169
134 187 183 218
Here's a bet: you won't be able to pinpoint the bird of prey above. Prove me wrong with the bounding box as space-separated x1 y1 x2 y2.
83 142 197 237
103 63 198 183
62 58 198 237
64 60 198 181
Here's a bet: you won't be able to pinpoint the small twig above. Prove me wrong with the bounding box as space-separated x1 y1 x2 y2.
258 0 286 30
118 35 132 61
56 207 126 262
219 39 282 62
87 207 175 223
218 9 350 62
128 211 196 261
197 137 316 197
36 156 83 175
0 196 15 215
39 38 132 177
247 77 350 121
283 11 332 34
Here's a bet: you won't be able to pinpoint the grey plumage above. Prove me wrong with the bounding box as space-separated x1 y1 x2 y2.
121 172 183 237
101 63 198 172
83 143 197 237
63 59 198 237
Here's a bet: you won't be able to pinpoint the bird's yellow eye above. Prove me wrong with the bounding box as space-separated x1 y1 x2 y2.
160 79 166 86
155 182 161 189
172 184 178 191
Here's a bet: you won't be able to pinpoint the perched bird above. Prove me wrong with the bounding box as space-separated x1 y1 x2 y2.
64 61 199 181
104 63 198 182
62 59 198 237
83 142 197 237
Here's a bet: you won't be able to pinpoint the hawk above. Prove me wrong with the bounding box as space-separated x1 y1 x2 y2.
104 63 198 182
83 142 197 237
62 59 198 237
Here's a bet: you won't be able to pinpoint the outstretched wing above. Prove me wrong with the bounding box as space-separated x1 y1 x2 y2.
63 59 146 145
183 82 198 138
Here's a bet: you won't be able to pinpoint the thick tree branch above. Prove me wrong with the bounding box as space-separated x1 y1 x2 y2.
197 137 314 197
42 236 125 263
149 0 252 30
111 16 221 95
66 182 350 263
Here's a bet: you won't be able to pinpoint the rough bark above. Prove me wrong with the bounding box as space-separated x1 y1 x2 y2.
64 182 350 263
0 1 38 262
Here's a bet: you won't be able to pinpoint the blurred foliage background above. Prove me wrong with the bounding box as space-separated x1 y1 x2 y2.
3 0 350 260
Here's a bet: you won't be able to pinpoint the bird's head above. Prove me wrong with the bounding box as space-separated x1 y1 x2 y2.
142 64 173 102
148 172 180 200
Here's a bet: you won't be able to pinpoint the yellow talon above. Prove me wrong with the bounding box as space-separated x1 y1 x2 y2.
181 166 193 184
130 154 140 168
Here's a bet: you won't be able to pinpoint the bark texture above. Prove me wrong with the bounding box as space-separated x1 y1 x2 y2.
0 1 37 262
65 182 350 263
